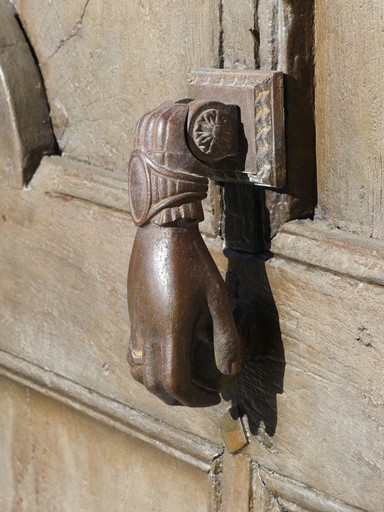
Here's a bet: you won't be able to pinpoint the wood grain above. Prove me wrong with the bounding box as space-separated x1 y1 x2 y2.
0 157 225 444
12 0 221 173
316 0 384 239
240 251 384 512
0 378 209 512
1 156 383 511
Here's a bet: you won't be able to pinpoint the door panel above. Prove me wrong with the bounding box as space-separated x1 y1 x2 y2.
0 378 209 512
0 1 383 511
316 0 384 239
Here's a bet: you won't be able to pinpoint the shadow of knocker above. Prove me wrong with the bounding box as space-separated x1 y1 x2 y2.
222 250 285 437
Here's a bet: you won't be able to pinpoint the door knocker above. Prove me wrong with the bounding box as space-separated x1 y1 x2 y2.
127 70 285 407
127 99 245 407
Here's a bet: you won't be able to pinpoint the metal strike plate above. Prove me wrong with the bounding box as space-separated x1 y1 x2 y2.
218 405 249 454
187 69 286 188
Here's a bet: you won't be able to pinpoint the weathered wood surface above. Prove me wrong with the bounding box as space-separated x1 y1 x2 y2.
1 156 383 511
11 0 221 173
221 0 256 70
0 349 221 472
11 0 315 248
221 0 316 250
254 466 367 512
0 157 226 445
221 452 252 512
316 0 384 239
1 2 383 509
0 0 54 187
273 220 384 286
233 235 384 512
0 378 209 512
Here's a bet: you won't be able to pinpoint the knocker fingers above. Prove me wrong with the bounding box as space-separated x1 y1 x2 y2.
142 337 182 406
194 239 246 379
128 328 182 405
207 280 245 378
127 334 144 384
161 320 221 407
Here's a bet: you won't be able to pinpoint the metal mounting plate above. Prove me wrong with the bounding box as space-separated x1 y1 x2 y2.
187 69 286 188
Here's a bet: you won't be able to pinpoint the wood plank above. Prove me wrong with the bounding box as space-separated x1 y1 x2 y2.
0 378 209 512
273 219 384 286
221 452 252 512
259 468 366 512
234 250 384 512
316 0 384 239
0 350 221 471
0 378 37 512
221 0 257 69
1 155 383 511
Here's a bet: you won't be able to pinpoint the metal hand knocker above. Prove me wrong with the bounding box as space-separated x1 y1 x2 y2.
127 99 245 407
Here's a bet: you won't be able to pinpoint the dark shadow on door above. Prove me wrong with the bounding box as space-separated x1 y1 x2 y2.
223 247 285 437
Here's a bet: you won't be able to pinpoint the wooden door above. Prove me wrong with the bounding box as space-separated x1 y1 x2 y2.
0 1 383 511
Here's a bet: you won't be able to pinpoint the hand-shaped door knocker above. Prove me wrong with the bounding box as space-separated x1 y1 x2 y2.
127 99 245 406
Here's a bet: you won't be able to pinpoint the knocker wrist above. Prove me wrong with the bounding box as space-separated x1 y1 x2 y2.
128 148 208 227
148 200 205 227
